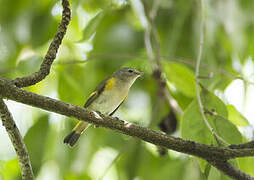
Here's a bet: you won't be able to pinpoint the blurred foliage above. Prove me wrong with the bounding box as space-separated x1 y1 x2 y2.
1 0 254 179
24 115 50 175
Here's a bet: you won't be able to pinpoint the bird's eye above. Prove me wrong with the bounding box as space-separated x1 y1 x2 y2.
128 69 133 73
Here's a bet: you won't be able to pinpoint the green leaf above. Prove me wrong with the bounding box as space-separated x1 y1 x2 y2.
200 88 227 118
182 87 242 145
181 99 212 144
163 61 196 97
182 87 243 173
201 87 242 144
24 115 49 175
238 157 254 176
227 105 249 126
208 167 232 180
80 11 104 42
207 167 220 180
209 115 243 144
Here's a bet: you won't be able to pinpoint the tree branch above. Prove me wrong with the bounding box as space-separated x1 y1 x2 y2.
0 99 34 180
1 78 254 162
229 141 254 149
1 1 71 179
208 160 254 180
12 0 71 88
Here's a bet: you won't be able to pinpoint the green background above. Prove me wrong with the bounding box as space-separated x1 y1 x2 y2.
0 0 254 179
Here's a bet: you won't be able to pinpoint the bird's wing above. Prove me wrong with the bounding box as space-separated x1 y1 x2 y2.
109 96 126 116
84 76 111 108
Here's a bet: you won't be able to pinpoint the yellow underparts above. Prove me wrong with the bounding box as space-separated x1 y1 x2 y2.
105 77 116 90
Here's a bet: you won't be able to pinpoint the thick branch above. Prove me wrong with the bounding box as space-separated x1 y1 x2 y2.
208 160 254 180
0 78 254 162
0 99 34 180
12 0 71 88
229 141 254 149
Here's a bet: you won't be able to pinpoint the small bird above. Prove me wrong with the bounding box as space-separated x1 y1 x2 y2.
64 67 143 147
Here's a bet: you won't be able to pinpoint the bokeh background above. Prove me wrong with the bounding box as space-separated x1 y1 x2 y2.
1 0 254 179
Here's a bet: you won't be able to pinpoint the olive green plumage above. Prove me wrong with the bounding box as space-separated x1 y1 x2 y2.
64 67 142 147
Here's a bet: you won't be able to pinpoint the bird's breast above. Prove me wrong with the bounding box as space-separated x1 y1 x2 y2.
88 85 128 115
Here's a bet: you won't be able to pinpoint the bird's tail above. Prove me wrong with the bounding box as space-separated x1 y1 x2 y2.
63 121 90 147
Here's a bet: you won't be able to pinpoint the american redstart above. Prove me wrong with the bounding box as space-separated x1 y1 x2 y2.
64 67 143 147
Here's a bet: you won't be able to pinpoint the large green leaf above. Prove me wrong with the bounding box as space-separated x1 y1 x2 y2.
227 105 249 126
201 88 243 145
182 87 242 145
163 61 196 97
209 115 242 144
181 99 212 144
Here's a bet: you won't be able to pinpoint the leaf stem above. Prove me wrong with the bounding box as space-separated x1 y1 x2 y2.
194 0 229 146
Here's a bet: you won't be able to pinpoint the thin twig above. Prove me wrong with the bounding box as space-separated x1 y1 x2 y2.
0 99 34 180
194 0 228 145
12 0 71 87
143 0 183 115
144 25 156 69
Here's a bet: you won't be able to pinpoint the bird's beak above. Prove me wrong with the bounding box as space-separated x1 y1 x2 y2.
135 70 144 76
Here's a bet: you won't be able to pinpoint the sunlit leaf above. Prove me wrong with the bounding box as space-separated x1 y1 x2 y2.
238 157 254 176
1 159 20 180
227 104 249 126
